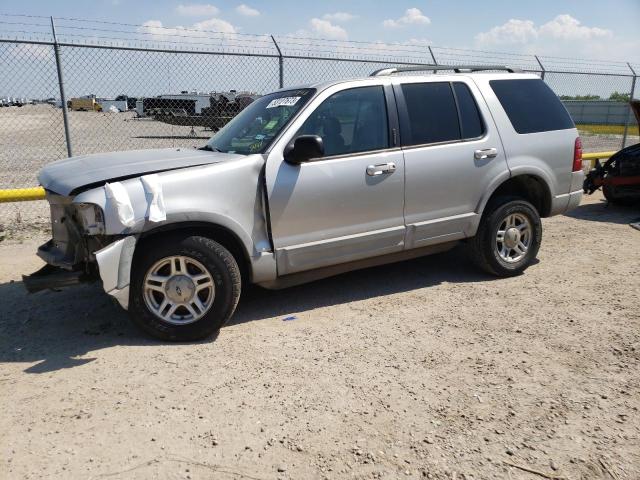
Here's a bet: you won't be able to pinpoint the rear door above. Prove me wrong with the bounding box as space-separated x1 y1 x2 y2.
394 78 509 248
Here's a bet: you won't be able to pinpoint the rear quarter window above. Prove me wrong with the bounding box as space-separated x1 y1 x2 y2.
453 82 484 139
490 79 574 134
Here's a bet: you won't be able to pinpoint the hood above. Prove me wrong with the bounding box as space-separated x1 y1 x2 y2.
39 148 242 196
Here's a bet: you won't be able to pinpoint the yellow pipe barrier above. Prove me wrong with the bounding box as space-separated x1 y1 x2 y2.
582 151 616 161
0 150 621 203
0 187 46 203
581 151 616 169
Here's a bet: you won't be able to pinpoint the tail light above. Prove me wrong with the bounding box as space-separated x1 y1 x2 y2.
573 137 583 172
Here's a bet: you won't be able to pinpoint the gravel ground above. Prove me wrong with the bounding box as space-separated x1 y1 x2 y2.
1 193 639 480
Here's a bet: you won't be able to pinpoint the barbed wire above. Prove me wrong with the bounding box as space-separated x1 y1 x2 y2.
0 12 638 71
0 20 50 27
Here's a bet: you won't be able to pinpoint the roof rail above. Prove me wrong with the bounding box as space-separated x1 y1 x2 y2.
370 65 522 76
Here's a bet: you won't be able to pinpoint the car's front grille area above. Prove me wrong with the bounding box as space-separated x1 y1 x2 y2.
37 194 84 270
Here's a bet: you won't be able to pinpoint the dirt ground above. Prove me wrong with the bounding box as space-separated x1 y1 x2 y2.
1 192 639 480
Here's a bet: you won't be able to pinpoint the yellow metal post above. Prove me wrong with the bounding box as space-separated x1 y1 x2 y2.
0 187 46 203
581 151 616 169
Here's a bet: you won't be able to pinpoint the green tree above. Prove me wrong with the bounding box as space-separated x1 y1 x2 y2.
559 94 601 100
608 91 631 102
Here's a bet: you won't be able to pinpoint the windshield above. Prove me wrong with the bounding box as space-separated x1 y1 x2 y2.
205 88 315 154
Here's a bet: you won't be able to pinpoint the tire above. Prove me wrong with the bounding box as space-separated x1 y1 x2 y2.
129 234 241 341
603 185 638 206
468 197 542 277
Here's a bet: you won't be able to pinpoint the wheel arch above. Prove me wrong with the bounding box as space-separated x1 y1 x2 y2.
135 221 253 283
478 173 553 218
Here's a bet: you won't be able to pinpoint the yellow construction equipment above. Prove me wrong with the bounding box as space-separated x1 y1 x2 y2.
69 97 101 111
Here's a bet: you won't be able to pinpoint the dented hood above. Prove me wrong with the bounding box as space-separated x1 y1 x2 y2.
38 147 241 196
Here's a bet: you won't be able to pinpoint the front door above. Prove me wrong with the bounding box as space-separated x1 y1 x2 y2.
266 84 406 275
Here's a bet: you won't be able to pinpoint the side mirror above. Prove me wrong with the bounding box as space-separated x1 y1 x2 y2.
284 135 324 164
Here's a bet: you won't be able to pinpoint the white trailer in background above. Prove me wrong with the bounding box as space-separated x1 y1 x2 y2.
97 99 128 112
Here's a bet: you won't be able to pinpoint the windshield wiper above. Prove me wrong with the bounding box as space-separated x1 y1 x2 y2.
199 145 223 152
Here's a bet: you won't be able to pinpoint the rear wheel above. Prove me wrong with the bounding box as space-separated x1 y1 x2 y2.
129 234 241 341
468 197 541 277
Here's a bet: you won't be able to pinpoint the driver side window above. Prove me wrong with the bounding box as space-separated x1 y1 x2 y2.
297 86 389 157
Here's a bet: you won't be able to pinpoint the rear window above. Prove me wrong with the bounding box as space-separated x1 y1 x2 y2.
490 79 574 134
400 82 485 147
400 82 460 145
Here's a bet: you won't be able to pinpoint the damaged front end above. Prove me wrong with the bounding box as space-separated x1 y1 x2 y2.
24 148 270 313
23 147 235 305
23 192 137 309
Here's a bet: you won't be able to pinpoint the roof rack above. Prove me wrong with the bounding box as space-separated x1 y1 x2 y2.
370 65 522 76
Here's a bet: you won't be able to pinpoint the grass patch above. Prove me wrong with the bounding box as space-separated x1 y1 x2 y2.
576 124 633 135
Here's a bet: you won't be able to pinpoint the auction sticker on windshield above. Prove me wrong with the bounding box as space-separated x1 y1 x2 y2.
266 96 301 108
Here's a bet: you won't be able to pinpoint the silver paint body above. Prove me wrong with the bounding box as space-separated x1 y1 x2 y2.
39 147 231 196
37 72 583 308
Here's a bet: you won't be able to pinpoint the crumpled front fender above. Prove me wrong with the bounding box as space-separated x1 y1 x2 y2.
95 236 137 309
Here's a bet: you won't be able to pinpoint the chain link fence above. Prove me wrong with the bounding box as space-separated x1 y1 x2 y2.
1 15 638 228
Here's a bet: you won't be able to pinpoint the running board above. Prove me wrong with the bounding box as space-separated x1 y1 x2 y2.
257 241 459 290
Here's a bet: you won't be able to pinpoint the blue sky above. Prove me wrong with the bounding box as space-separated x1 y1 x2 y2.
2 0 639 61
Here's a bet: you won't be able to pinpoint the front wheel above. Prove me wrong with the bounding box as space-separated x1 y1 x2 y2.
129 234 241 341
468 198 542 277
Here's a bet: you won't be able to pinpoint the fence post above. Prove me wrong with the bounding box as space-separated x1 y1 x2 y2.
271 35 284 89
534 55 545 80
50 16 73 158
622 63 637 149
428 46 437 74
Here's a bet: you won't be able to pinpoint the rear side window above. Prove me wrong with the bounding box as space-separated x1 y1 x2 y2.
400 82 485 146
401 82 460 145
490 79 574 134
453 83 484 139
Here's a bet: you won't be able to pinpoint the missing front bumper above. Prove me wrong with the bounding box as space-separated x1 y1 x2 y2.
24 236 137 312
22 264 94 293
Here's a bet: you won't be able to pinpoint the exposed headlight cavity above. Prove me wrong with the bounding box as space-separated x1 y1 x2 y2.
74 203 105 235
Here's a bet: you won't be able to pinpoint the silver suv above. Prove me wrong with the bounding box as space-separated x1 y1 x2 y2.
26 65 584 341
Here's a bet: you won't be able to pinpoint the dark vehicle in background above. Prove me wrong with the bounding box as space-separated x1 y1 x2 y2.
584 100 640 205
151 91 260 131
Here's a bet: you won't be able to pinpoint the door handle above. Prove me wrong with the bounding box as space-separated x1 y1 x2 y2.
474 148 498 160
366 162 397 176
